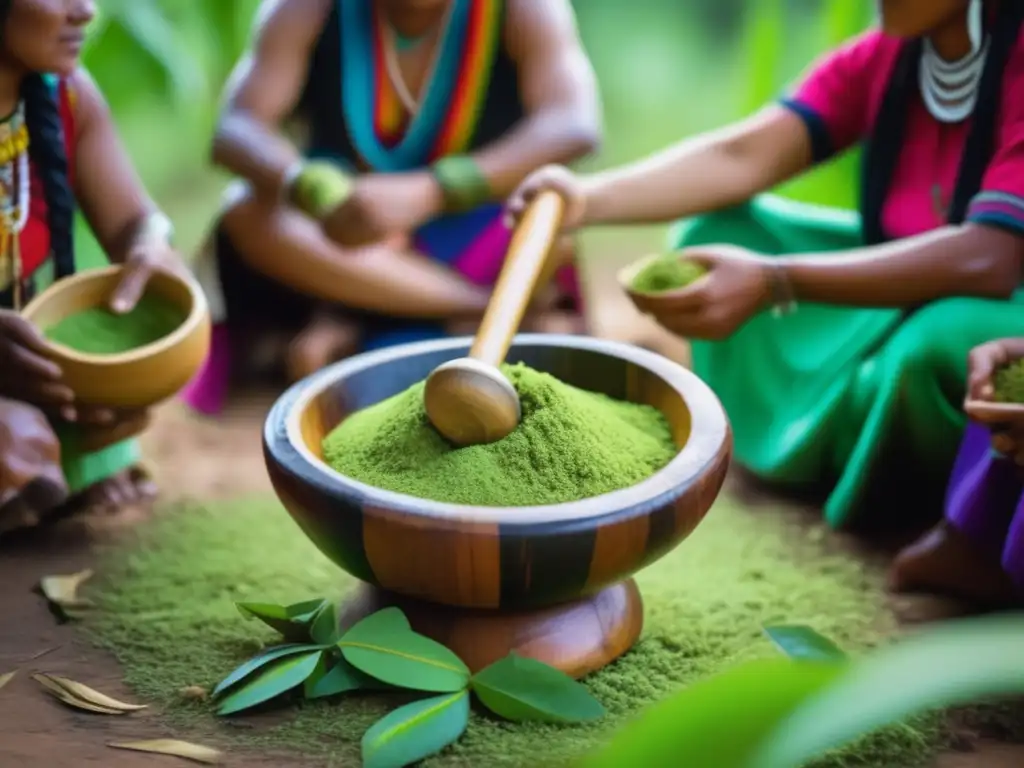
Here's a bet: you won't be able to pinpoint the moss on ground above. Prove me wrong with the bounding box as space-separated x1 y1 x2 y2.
87 495 950 767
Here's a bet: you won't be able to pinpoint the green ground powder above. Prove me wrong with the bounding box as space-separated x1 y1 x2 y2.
322 363 677 506
44 293 185 354
630 256 707 293
86 496 974 768
993 359 1024 404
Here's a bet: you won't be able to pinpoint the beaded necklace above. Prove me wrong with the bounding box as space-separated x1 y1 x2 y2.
0 101 30 309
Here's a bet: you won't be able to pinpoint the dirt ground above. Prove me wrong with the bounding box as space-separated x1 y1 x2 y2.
1 266 1022 766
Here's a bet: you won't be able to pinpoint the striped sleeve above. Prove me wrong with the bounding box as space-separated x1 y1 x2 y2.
967 37 1024 236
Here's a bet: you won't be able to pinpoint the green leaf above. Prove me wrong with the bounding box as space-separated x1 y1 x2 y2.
752 614 1024 767
339 608 470 692
471 654 605 723
216 650 322 715
362 691 470 768
763 625 847 663
306 657 377 700
212 643 320 698
235 598 328 641
310 602 340 645
580 658 845 768
302 652 329 698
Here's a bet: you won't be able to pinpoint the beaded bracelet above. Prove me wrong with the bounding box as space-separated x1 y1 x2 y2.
286 160 354 220
430 155 492 214
766 261 797 317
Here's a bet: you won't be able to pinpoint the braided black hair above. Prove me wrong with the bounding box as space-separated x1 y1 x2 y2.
0 0 76 280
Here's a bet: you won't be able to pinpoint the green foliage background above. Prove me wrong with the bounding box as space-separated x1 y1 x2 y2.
77 0 873 266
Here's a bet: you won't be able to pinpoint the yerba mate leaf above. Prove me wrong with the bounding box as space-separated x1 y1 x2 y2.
37 673 147 711
309 601 341 645
0 670 14 691
764 625 847 663
286 598 329 624
216 650 321 715
362 691 470 768
108 739 223 764
38 569 94 609
471 654 606 723
235 598 329 641
339 608 469 692
306 656 377 699
212 643 320 698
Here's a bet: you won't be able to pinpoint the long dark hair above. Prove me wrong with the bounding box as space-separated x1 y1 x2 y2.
0 0 76 281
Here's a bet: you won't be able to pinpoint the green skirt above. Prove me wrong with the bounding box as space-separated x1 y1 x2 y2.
668 195 1024 530
54 425 140 496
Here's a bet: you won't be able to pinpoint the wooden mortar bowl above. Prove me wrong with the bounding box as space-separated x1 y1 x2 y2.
264 334 732 677
20 265 211 409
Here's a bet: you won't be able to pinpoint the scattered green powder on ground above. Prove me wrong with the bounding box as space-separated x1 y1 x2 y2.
630 255 707 293
322 363 677 506
85 496 985 767
44 293 185 354
993 359 1024 403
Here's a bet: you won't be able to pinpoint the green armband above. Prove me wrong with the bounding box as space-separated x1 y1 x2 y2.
286 160 354 220
430 155 493 214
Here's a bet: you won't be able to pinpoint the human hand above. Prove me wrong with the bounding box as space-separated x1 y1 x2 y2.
625 246 771 340
0 310 74 412
109 229 191 314
505 165 588 233
0 396 68 514
322 172 443 248
70 405 152 453
963 337 1024 464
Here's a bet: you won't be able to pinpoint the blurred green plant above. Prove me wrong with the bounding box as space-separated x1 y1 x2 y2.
582 614 1024 768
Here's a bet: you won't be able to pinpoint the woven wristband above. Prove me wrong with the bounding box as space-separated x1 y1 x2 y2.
287 161 354 220
431 155 493 214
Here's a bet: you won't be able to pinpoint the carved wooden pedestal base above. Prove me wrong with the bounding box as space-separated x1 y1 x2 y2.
338 579 644 679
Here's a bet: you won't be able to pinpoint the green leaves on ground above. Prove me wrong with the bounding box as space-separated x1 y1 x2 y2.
470 654 606 723
362 691 471 768
216 598 607 766
763 624 847 663
217 650 322 715
586 614 1024 768
339 608 471 693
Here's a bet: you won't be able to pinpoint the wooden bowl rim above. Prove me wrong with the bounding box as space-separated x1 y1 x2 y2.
20 264 209 366
266 333 730 526
963 398 1024 419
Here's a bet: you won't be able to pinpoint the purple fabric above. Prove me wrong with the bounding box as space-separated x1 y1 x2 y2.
180 323 233 416
945 421 1024 591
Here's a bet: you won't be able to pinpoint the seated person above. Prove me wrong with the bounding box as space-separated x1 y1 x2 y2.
508 0 1024 531
182 0 601 415
0 0 187 519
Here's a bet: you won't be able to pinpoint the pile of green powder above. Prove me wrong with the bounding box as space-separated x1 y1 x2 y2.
630 255 707 293
993 359 1024 403
45 293 185 354
323 363 677 505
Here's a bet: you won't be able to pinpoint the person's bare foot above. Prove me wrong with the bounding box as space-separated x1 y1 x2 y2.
64 465 159 517
888 522 1018 607
286 313 362 383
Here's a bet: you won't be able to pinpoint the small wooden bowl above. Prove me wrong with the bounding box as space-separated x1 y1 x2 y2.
20 265 211 409
265 334 732 677
617 252 709 306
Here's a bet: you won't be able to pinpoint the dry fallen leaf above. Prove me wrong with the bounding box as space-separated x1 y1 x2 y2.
32 673 126 715
39 673 147 711
0 670 15 691
38 569 95 610
179 685 209 701
108 739 223 764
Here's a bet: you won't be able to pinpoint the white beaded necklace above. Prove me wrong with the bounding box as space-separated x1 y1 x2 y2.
919 0 987 124
0 101 30 308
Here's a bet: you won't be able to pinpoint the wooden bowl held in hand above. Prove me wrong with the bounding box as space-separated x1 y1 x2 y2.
20 265 211 409
264 334 732 678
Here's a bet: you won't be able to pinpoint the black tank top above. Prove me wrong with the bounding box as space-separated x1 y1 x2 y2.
297 0 524 169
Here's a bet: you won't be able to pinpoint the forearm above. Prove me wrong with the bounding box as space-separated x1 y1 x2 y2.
472 109 599 199
582 106 810 226
212 111 302 202
776 225 1023 307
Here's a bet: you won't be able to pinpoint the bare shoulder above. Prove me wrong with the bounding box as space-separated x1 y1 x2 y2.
64 68 110 127
503 0 581 58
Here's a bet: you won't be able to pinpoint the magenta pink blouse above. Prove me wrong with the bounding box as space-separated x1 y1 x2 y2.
782 28 1024 240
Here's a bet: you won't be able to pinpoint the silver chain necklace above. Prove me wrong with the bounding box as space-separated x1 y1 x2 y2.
919 0 986 124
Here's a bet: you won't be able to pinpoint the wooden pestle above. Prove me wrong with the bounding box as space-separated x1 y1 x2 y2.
423 190 566 446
